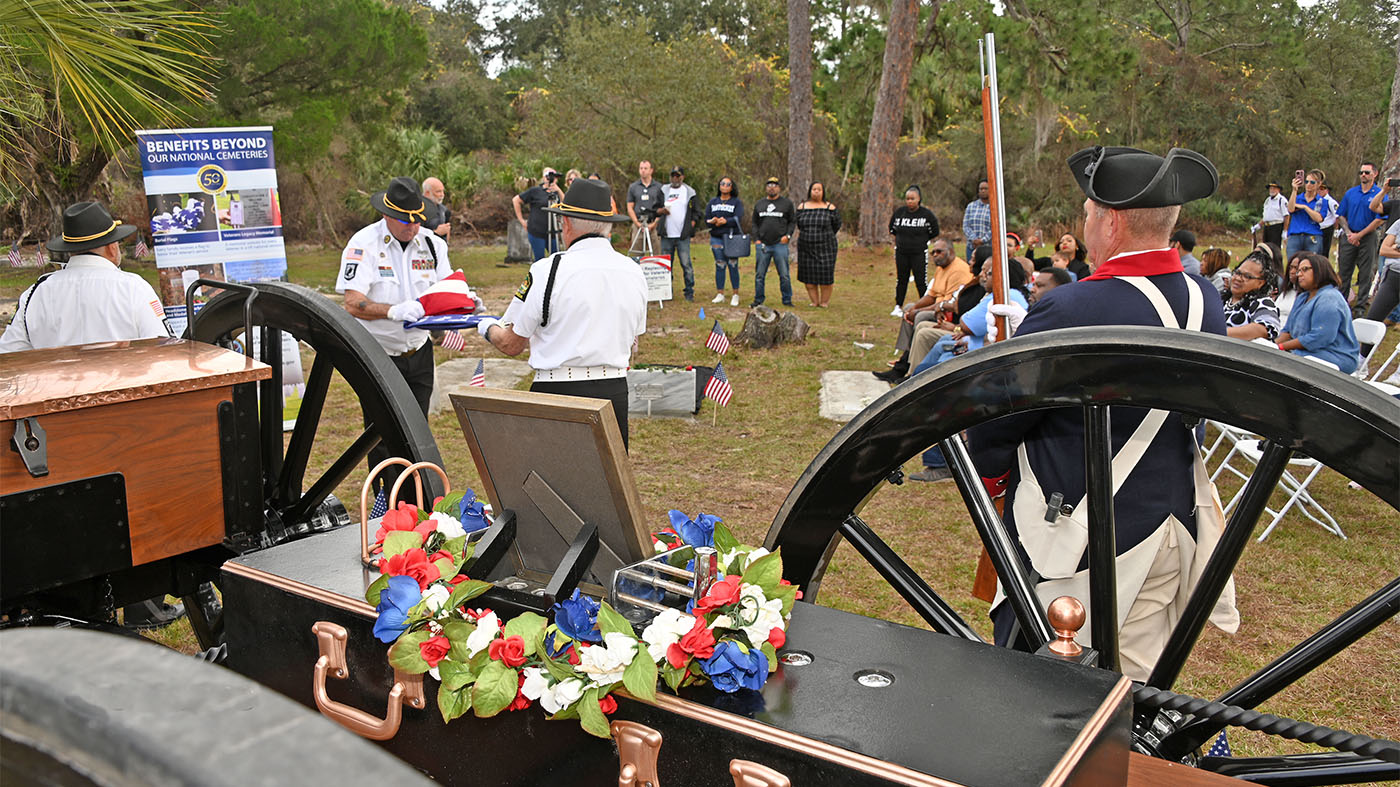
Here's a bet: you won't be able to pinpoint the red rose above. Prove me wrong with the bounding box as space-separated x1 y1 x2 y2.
694 576 742 614
598 695 618 715
448 575 469 586
374 502 435 544
381 548 441 590
489 635 528 667
778 578 803 601
667 616 716 668
508 672 531 711
767 627 786 649
429 549 453 564
567 646 581 665
419 635 450 668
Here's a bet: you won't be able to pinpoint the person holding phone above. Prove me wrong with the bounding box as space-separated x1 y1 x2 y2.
1335 161 1385 311
1286 169 1331 261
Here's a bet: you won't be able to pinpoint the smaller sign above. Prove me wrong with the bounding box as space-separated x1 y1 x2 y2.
639 255 672 303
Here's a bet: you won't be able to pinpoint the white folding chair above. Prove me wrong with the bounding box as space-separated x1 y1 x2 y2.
1352 318 1386 379
1211 434 1345 542
1201 420 1251 466
1368 345 1400 382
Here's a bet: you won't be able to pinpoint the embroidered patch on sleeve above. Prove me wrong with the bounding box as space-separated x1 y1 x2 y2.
341 262 358 279
149 300 164 318
345 248 364 261
514 271 532 301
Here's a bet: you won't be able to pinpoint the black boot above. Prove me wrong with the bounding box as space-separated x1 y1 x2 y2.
873 362 908 383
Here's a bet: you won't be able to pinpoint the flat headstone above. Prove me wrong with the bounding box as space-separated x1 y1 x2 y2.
430 358 533 415
819 371 892 423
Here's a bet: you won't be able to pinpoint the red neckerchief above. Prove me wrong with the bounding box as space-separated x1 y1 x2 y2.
1082 248 1182 281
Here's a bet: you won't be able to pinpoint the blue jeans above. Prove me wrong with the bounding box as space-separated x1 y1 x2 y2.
912 334 960 376
660 236 694 298
921 445 947 469
1286 232 1321 261
753 242 792 305
528 232 558 261
711 241 739 290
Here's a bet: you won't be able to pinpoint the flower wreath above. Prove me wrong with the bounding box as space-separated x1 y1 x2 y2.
367 504 796 738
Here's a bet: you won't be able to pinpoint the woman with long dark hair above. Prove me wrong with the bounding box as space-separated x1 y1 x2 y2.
1055 233 1092 280
795 181 841 307
887 185 938 315
705 176 744 306
1278 252 1360 373
1200 247 1232 295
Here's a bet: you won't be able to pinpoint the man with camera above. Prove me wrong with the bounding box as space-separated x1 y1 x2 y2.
626 160 664 256
513 167 564 260
1335 161 1386 312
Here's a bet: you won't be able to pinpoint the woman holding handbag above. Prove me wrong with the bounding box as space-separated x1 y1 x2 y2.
796 181 842 307
706 176 746 306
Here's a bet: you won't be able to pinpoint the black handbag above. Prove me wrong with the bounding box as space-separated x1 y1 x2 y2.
722 232 752 259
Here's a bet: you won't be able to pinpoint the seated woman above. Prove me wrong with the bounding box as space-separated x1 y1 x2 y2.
1200 247 1232 295
1276 248 1302 324
911 259 1031 375
1222 246 1281 341
1278 252 1360 374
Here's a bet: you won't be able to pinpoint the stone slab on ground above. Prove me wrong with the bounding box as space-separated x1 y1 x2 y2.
819 370 893 423
430 357 533 415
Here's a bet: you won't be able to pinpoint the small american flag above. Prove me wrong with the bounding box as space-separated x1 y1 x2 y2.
34 246 44 267
7 244 20 267
470 358 486 387
705 320 730 355
135 238 149 259
704 362 733 406
1206 730 1231 758
369 488 388 519
440 329 466 351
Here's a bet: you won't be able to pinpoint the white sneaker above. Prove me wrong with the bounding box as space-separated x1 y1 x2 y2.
712 293 725 304
730 294 740 306
890 306 904 317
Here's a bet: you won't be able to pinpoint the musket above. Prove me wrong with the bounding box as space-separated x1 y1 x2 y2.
979 34 1011 342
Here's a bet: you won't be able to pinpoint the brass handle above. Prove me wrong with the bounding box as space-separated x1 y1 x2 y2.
360 458 417 566
729 760 791 787
612 720 662 787
311 621 424 741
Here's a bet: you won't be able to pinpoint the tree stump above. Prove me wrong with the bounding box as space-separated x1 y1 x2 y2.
734 306 810 349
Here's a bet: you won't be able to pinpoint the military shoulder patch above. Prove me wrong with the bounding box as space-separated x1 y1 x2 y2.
346 248 364 261
514 271 532 301
341 262 358 279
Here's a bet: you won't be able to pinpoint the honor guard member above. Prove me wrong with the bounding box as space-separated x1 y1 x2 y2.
477 178 647 448
970 146 1239 681
336 176 453 492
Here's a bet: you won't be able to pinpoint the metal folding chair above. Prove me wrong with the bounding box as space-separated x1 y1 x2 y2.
1210 434 1345 541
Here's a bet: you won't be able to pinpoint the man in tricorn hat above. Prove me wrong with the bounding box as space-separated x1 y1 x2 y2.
0 202 172 353
336 176 454 489
477 178 648 447
971 146 1239 681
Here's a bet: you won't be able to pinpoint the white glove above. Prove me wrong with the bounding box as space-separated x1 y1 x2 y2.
477 317 501 338
387 299 425 323
986 302 1028 342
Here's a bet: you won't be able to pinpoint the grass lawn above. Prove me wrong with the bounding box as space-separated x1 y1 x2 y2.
7 237 1397 763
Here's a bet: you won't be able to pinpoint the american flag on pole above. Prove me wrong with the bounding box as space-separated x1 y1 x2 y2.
34 246 44 267
135 237 149 259
704 362 733 406
705 320 730 355
440 329 466 351
470 359 486 387
7 244 20 267
369 488 388 519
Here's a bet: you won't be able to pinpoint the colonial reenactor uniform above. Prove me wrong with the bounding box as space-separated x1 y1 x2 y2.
480 179 648 447
971 147 1240 681
0 202 172 353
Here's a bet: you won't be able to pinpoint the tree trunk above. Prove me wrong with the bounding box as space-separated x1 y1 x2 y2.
857 0 918 246
734 306 809 349
786 0 813 195
1384 37 1400 179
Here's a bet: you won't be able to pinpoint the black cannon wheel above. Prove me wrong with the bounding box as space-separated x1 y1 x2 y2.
764 327 1399 783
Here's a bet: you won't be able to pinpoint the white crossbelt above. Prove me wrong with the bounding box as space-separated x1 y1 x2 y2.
533 365 629 382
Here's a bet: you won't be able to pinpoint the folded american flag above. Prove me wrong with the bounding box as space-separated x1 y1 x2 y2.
405 314 497 331
705 320 730 355
704 362 733 406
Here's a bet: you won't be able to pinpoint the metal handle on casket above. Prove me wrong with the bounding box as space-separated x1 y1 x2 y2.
359 458 440 566
311 621 425 741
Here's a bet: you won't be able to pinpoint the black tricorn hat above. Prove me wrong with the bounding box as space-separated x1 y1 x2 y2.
1068 146 1218 209
47 202 138 252
541 178 629 223
371 176 428 223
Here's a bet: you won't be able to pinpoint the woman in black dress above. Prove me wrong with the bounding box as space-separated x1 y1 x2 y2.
796 182 841 307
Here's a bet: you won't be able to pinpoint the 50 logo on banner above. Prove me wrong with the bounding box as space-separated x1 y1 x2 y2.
197 164 228 195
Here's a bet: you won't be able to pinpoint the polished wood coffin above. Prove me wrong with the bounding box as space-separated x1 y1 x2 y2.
223 525 1132 786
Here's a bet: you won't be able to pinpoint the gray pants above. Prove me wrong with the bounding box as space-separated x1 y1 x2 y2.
896 309 944 352
1337 231 1380 308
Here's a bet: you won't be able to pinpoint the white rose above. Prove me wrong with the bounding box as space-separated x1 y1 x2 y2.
640 608 694 662
541 677 586 714
464 611 499 657
422 584 451 615
576 632 638 686
430 511 466 540
738 584 785 646
520 667 551 701
741 547 771 569
720 548 744 572
709 614 734 631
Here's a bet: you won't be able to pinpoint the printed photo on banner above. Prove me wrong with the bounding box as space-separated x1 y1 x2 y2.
147 192 218 235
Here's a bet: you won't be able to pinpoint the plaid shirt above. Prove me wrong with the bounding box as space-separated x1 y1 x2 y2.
962 199 991 244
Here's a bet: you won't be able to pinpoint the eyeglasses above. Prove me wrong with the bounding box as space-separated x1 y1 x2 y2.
1305 180 1318 185
1296 265 1314 272
1230 270 1265 281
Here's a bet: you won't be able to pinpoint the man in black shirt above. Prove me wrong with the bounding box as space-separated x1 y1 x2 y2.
626 160 665 255
750 177 797 307
512 168 563 260
422 177 452 243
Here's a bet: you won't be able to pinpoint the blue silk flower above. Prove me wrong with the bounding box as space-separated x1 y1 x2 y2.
700 641 768 693
373 575 422 643
551 588 602 643
459 488 491 532
668 510 720 548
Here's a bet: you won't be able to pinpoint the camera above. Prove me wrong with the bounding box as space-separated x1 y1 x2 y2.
545 171 559 184
1388 178 1400 189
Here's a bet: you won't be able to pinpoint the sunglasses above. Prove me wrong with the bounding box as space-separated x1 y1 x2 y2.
1296 265 1314 272
1359 170 1373 175
389 216 420 226
1305 180 1318 185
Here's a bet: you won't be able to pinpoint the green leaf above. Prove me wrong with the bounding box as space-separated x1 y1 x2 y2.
438 659 476 691
740 551 782 592
540 642 578 682
662 663 686 693
443 621 476 662
447 579 493 610
770 581 799 617
549 703 579 721
436 491 465 515
576 687 611 738
622 647 657 702
595 601 635 638
382 530 423 560
437 684 472 723
503 612 547 657
760 642 778 673
433 557 455 579
471 660 518 718
388 630 431 674
364 574 389 606
417 505 433 522
712 521 741 554
442 534 467 559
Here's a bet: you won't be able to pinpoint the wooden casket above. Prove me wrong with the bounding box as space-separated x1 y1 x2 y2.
1 338 269 609
222 523 1133 786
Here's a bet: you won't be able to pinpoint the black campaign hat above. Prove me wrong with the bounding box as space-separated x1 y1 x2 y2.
541 178 629 223
371 176 428 223
1067 146 1218 209
47 202 137 252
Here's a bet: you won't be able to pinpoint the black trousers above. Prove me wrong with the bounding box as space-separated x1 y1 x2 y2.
1320 226 1335 258
1261 223 1284 248
894 248 928 305
530 377 630 450
366 341 435 505
1366 266 1400 323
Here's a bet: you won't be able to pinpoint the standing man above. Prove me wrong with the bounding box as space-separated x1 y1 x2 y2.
657 166 701 302
751 176 797 308
1335 161 1386 313
477 179 648 448
970 146 1237 681
421 177 452 243
1317 182 1339 259
513 168 563 260
627 160 664 256
335 176 453 495
1259 181 1288 247
962 179 991 261
1169 229 1200 275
